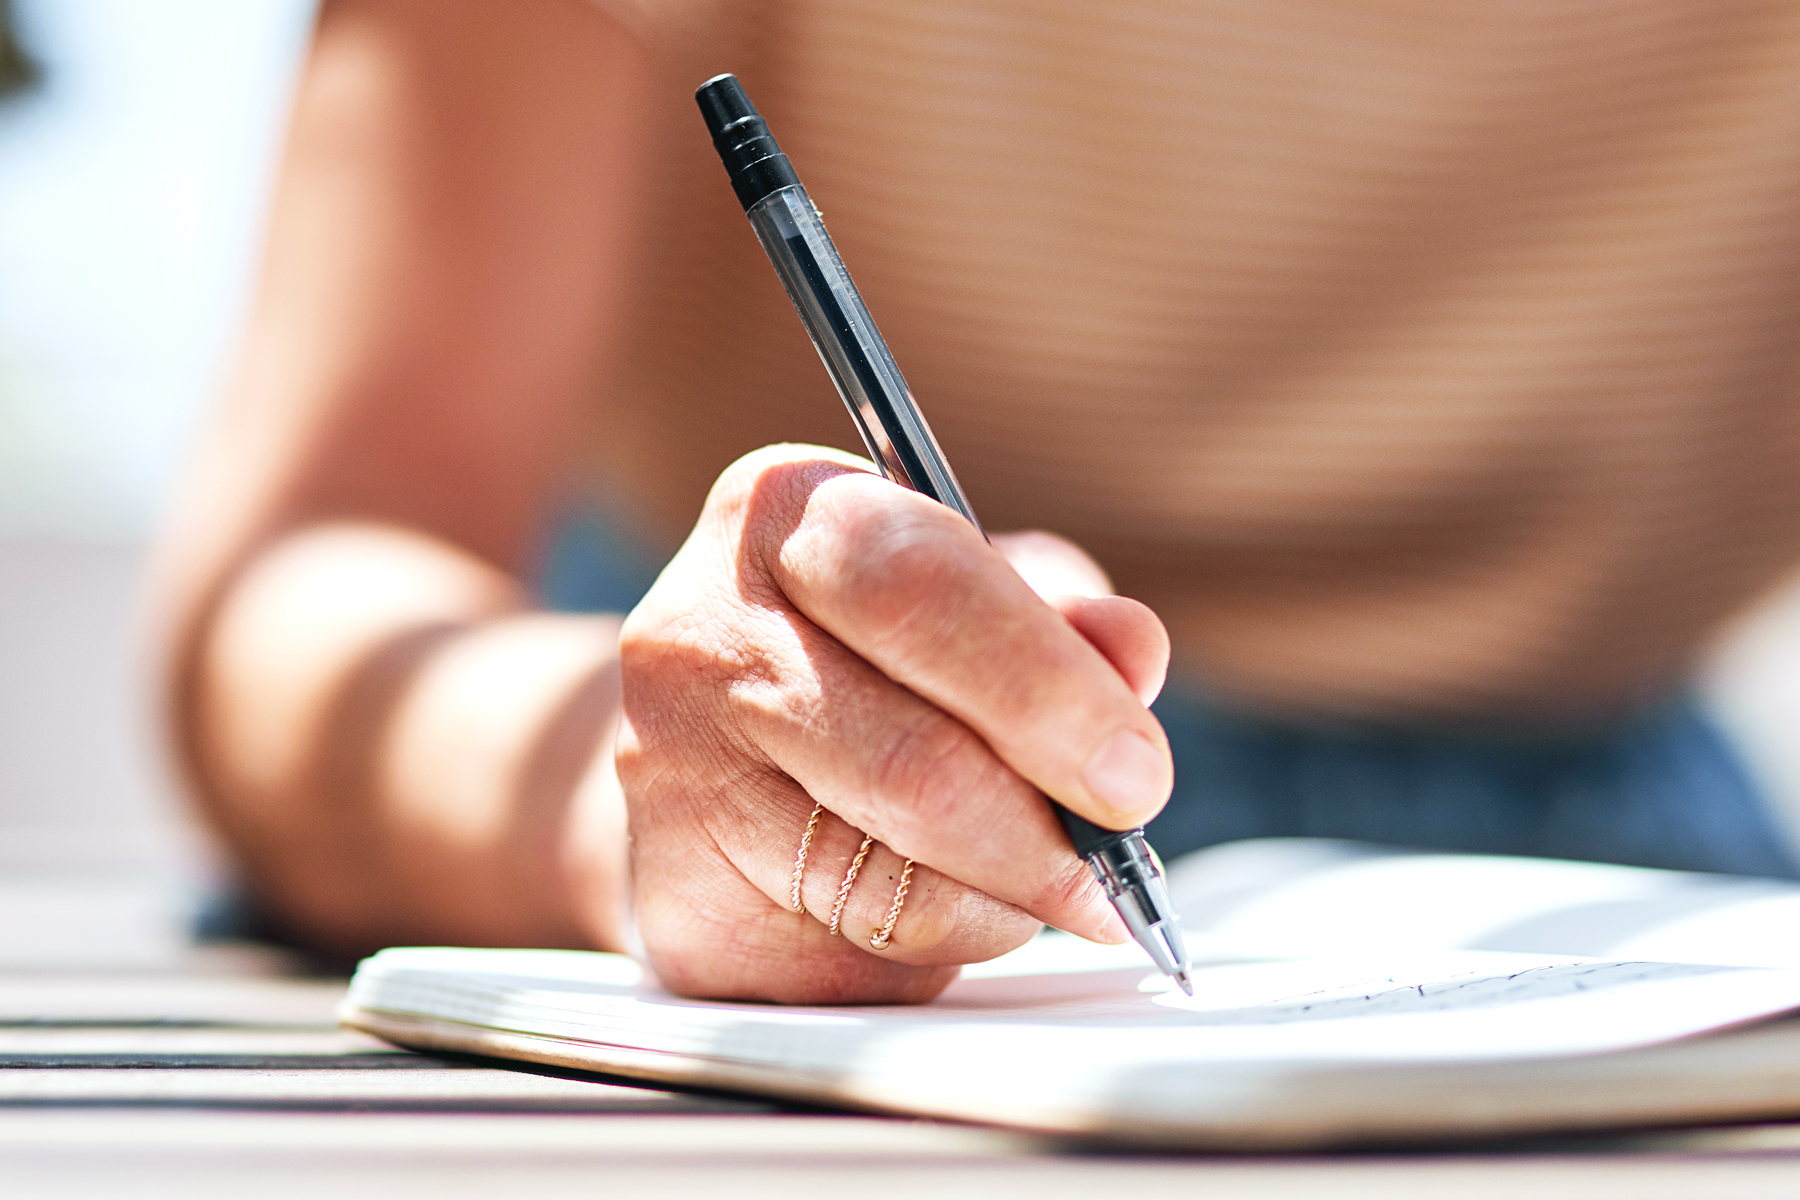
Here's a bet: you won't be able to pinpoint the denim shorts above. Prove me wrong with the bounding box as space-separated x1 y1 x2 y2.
1144 688 1798 878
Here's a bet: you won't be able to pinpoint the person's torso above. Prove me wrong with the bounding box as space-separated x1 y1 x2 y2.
581 0 1800 725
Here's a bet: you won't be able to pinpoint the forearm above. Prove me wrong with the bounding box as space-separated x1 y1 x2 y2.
142 0 649 957
175 521 628 957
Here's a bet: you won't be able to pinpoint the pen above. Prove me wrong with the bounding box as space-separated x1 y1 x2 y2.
691 77 1195 993
695 74 1193 995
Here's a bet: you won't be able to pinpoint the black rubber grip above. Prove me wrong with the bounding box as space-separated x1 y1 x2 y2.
1054 805 1132 859
696 73 801 211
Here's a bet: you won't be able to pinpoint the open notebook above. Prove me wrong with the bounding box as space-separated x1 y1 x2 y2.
341 839 1800 1149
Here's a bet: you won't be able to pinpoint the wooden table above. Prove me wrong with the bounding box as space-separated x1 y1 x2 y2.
8 952 1800 1199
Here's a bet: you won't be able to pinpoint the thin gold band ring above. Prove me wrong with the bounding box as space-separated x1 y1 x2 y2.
789 802 915 948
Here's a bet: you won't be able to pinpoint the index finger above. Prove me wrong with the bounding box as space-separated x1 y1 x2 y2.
761 467 1173 831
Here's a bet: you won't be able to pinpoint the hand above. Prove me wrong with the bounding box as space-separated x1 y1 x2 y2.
616 445 1173 1003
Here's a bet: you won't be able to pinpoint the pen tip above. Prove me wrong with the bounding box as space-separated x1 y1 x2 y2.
1173 968 1193 997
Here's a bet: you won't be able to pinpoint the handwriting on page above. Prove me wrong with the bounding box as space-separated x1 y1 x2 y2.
1151 960 1733 1024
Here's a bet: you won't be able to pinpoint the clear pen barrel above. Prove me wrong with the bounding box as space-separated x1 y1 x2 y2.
747 184 981 533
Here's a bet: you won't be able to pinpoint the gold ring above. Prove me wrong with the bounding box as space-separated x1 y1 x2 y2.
869 859 915 950
827 835 875 936
788 802 824 913
793 806 915 948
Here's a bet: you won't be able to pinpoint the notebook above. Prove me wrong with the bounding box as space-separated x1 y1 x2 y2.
340 839 1800 1149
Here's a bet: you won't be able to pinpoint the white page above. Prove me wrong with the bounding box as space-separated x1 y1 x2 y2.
343 943 1800 1144
342 845 1800 1145
1164 838 1800 967
344 943 1800 1070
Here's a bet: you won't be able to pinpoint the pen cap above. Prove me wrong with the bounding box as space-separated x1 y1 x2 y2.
696 74 801 212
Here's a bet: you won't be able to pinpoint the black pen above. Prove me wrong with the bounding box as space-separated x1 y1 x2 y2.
696 74 1192 995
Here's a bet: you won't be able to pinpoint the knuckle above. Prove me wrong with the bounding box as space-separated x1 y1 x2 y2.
713 446 868 541
717 443 854 489
711 444 815 506
1028 856 1102 925
712 465 988 676
868 710 995 845
711 448 887 609
828 502 969 643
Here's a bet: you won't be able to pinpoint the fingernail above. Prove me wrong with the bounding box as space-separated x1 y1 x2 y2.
1083 728 1169 820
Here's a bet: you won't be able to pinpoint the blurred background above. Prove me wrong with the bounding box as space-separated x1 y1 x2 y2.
2 0 1799 973
0 0 314 968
